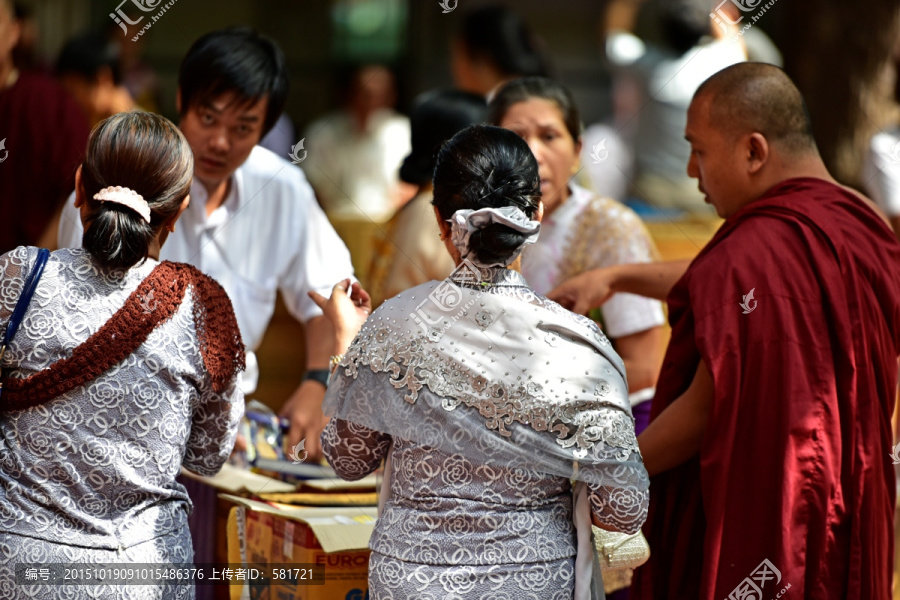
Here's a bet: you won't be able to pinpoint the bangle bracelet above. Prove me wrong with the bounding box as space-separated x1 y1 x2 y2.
303 369 330 388
329 354 345 369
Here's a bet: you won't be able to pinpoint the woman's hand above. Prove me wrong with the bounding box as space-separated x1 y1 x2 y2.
308 279 372 354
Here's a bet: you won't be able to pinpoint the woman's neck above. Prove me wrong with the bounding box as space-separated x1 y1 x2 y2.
451 256 523 272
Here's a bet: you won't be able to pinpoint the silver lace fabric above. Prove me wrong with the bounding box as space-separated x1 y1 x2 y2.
323 266 649 513
0 247 243 552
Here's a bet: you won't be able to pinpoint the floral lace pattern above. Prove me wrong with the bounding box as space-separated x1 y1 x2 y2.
368 551 576 600
322 418 648 595
0 247 243 554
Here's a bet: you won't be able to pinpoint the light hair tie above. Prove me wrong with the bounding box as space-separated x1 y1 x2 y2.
93 186 151 223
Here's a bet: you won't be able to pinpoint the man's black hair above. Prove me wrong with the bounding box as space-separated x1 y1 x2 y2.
178 27 288 137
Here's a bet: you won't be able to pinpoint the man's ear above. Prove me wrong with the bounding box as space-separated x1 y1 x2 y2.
746 133 769 175
74 165 86 208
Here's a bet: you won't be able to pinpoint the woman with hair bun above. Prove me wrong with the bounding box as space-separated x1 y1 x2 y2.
0 111 244 600
314 125 649 599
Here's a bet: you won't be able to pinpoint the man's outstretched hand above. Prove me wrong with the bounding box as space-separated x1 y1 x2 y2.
547 267 618 315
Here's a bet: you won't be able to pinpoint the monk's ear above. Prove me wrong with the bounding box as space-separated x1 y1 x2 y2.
746 133 769 175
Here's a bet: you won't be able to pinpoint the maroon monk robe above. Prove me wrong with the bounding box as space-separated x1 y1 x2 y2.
632 177 900 600
0 71 90 253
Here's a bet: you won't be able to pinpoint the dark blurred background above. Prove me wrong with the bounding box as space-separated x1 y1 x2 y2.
16 0 900 184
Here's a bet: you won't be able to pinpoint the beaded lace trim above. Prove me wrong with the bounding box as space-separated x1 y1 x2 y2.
337 271 639 458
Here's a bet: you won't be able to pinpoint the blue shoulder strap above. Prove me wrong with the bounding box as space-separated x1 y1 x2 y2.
1 248 50 354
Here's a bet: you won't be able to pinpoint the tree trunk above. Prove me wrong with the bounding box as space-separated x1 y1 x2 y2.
777 0 900 188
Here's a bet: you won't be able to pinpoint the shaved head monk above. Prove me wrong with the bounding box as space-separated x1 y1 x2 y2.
551 62 900 599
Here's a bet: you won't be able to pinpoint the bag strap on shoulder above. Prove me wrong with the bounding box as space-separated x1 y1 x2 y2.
1 248 50 359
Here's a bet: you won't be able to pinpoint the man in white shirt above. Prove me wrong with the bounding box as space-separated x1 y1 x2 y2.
58 28 353 459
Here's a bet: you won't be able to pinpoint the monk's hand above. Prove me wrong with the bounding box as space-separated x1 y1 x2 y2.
308 279 372 352
637 361 713 477
547 267 617 315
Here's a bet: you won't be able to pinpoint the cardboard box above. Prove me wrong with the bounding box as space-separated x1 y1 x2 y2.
180 464 298 600
224 495 375 600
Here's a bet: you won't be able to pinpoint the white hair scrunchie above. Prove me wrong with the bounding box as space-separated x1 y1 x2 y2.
448 206 541 268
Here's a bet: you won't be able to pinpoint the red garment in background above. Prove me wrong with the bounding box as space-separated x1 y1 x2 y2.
0 72 90 253
633 177 900 600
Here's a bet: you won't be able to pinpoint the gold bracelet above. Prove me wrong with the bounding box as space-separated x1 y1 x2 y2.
329 354 345 369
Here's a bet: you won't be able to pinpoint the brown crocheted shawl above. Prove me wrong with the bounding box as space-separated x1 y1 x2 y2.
1 261 245 411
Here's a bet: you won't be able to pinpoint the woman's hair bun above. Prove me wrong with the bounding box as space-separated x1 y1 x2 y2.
80 112 193 270
433 125 541 266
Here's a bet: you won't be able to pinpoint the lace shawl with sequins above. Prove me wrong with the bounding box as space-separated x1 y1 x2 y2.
323 267 649 496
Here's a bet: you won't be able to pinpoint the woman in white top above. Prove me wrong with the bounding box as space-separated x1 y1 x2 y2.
489 77 665 432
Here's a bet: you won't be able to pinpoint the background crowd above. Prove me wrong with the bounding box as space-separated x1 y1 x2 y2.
2 0 900 599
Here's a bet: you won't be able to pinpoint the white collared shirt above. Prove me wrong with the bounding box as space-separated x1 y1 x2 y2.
302 109 410 222
59 145 355 392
